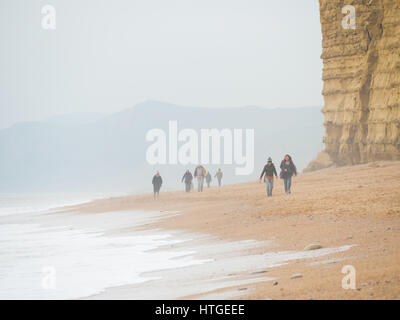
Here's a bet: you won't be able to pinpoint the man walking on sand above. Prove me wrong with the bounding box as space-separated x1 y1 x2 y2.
205 171 212 188
259 157 278 197
181 169 193 193
152 171 163 198
215 168 223 187
194 164 206 192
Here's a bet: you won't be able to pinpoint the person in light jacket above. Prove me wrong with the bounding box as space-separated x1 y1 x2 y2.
193 165 206 192
215 169 223 187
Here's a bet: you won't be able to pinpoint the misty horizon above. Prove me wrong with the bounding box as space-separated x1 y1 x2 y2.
1 100 323 130
0 0 323 129
0 101 324 193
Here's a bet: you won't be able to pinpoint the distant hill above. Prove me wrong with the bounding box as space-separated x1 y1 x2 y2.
44 112 107 126
0 101 324 193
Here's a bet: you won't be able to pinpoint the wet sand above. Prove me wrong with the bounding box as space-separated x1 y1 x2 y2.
71 161 400 299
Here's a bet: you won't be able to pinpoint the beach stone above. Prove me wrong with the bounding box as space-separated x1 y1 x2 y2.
291 273 303 279
273 281 278 286
304 243 322 251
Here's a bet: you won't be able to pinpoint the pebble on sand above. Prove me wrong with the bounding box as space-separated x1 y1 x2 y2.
303 243 322 251
291 273 303 279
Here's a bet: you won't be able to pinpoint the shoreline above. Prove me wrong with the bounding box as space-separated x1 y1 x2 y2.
68 161 400 299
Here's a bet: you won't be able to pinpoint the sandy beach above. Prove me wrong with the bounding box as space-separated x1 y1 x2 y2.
2 0 400 305
63 161 400 300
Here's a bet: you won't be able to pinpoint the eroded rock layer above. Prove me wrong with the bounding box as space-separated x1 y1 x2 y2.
319 0 400 165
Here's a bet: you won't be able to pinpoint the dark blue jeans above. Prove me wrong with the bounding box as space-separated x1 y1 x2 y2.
284 176 292 194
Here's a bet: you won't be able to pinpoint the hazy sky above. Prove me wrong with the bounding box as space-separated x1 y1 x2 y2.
0 0 323 129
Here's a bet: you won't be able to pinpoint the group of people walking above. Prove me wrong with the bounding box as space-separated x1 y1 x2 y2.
152 167 224 197
181 166 223 193
152 154 297 198
259 154 297 196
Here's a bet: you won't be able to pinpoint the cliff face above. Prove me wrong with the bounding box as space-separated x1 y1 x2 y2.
318 0 400 166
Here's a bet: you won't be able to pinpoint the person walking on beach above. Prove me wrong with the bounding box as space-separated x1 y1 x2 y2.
152 171 163 198
205 172 212 188
259 157 278 197
215 169 223 187
280 154 297 194
181 170 193 193
194 164 206 192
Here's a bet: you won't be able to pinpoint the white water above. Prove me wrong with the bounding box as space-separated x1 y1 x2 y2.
0 194 355 300
0 193 115 217
0 223 206 299
0 194 206 299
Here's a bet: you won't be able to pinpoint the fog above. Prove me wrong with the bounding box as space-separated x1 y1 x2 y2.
0 1 324 193
0 0 322 129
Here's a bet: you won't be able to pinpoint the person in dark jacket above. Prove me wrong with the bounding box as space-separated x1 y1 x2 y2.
205 172 212 188
280 154 297 194
259 157 278 197
181 170 193 192
152 171 163 198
